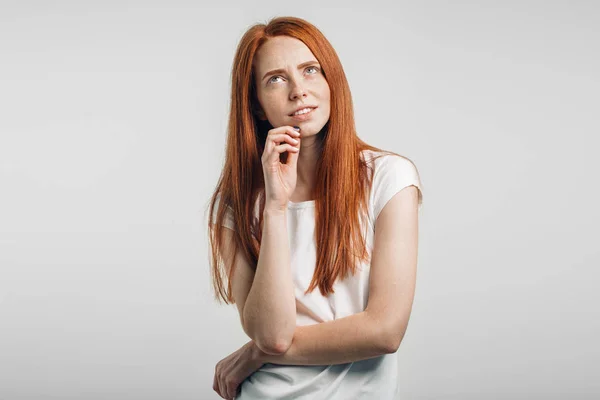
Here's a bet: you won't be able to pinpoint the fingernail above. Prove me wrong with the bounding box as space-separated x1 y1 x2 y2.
293 126 300 131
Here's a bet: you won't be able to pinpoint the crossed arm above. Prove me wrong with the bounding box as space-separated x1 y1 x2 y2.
257 310 406 366
228 186 420 366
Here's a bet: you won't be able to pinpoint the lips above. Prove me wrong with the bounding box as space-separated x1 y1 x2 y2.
288 106 317 116
289 107 316 120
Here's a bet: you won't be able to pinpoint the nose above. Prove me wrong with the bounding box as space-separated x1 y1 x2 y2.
289 82 307 100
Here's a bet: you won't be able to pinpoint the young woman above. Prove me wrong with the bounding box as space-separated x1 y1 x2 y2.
208 16 423 400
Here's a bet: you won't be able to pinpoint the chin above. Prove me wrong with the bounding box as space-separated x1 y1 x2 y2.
299 120 328 136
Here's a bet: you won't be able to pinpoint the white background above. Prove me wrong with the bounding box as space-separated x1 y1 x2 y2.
1 1 598 399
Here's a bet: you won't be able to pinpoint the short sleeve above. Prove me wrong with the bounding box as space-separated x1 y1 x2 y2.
212 193 236 231
371 154 423 222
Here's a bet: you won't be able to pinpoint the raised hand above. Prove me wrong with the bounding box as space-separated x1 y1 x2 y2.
261 125 302 211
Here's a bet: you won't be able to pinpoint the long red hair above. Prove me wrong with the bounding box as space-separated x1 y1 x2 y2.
207 16 399 304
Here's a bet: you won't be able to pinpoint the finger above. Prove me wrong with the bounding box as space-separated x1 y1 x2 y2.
225 382 232 399
221 376 229 399
263 134 299 160
222 364 238 399
263 129 300 161
274 143 299 154
267 125 301 139
213 372 219 394
214 375 227 399
285 137 300 166
283 126 301 166
224 377 235 400
215 369 225 399
268 133 300 146
270 128 301 142
263 143 298 166
216 383 224 399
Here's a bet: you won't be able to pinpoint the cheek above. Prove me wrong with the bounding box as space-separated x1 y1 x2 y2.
321 84 331 107
322 87 332 117
319 80 331 101
258 96 288 123
263 99 285 118
257 94 273 115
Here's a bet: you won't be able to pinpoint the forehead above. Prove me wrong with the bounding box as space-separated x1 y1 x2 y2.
254 36 316 72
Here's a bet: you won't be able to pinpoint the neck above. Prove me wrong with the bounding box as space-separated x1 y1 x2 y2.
295 132 323 191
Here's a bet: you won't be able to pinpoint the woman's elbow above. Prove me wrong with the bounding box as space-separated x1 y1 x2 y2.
379 322 407 354
244 325 293 355
243 314 295 354
255 337 292 355
381 333 402 354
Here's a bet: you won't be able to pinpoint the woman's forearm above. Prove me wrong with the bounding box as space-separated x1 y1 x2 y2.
243 209 296 354
254 311 396 365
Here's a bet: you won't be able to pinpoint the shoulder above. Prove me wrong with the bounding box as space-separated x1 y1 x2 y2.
362 149 423 222
361 149 417 171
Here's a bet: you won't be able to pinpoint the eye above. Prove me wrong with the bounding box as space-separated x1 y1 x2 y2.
267 66 320 85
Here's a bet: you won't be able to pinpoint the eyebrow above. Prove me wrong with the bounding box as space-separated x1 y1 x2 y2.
262 60 320 82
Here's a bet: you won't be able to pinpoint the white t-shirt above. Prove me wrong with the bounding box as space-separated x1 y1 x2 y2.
214 149 423 400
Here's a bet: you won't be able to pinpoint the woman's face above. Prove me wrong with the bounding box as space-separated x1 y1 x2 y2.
253 36 331 138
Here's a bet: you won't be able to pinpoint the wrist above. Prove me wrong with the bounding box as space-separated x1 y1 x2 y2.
249 340 269 365
264 206 287 216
